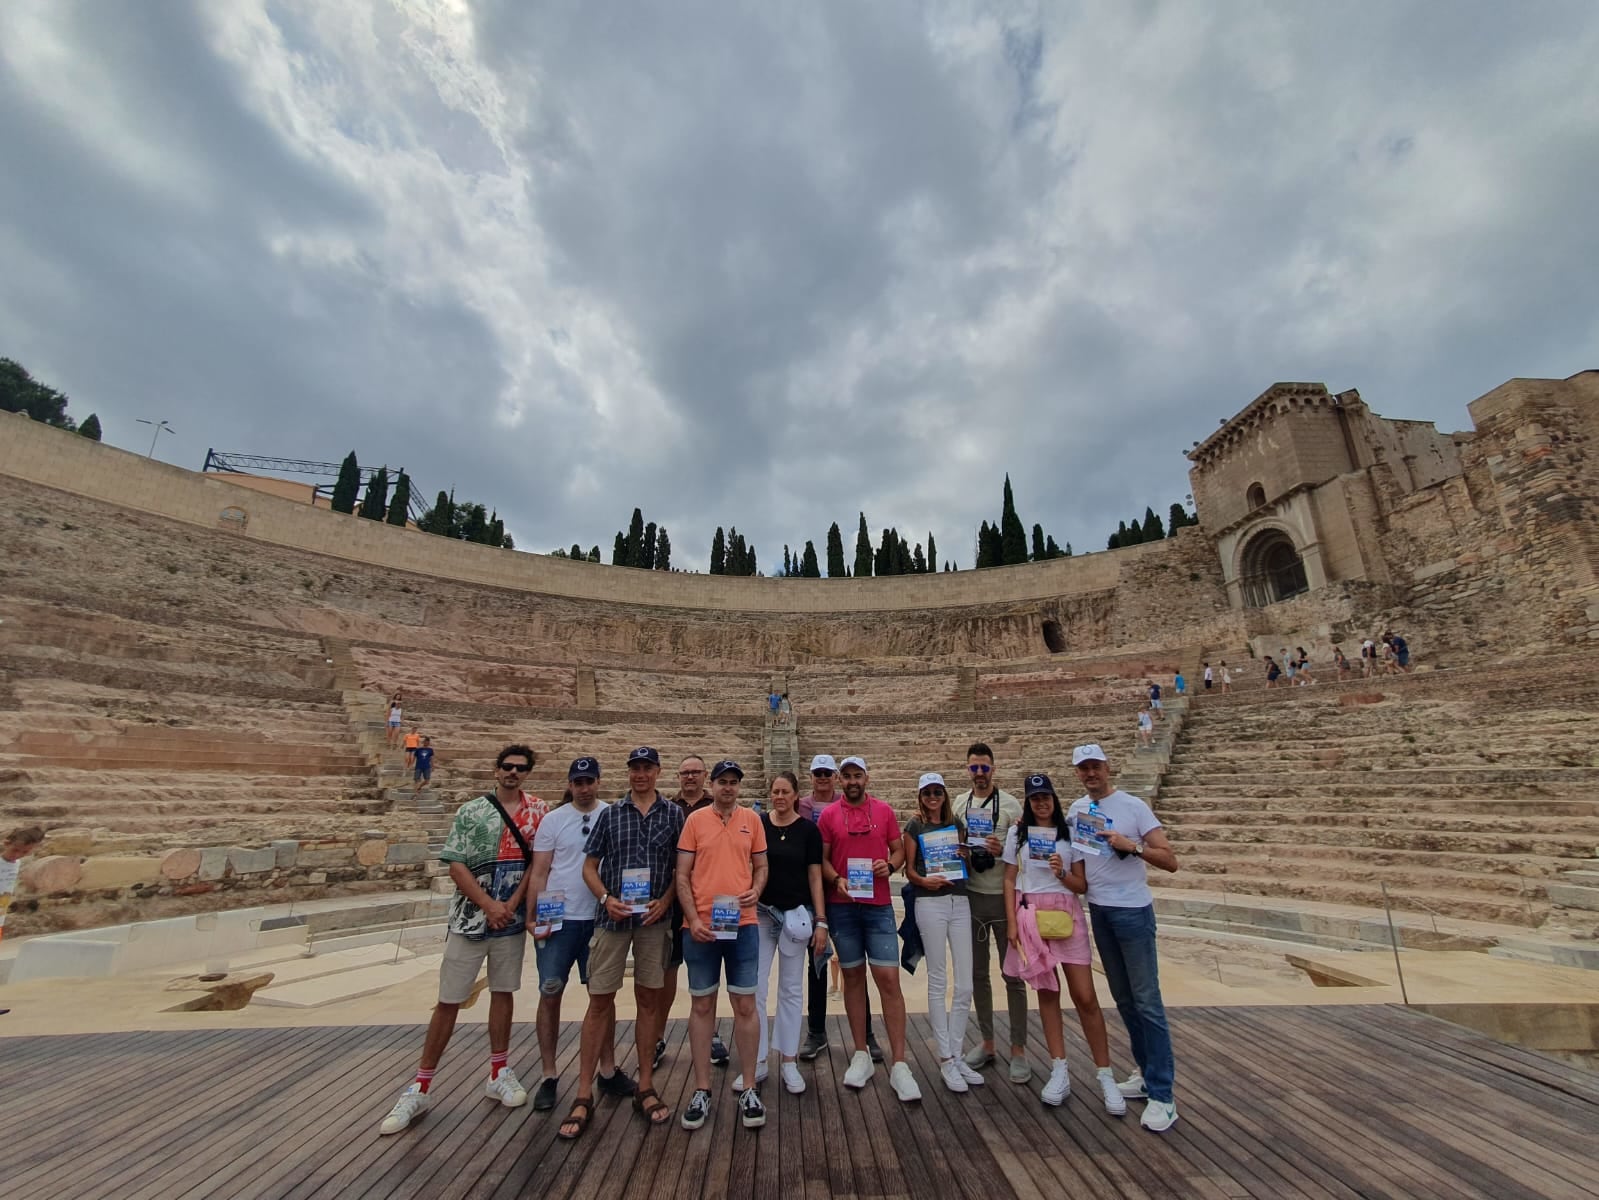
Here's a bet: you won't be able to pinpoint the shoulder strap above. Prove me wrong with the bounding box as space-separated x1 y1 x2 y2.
485 793 534 864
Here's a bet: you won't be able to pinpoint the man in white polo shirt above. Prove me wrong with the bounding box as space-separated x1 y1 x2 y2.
1066 743 1181 1133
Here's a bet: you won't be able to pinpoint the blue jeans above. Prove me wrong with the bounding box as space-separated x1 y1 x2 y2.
534 918 594 994
826 901 898 969
1089 903 1175 1103
682 924 758 996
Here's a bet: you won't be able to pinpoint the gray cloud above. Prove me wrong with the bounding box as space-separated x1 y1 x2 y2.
2 0 1595 571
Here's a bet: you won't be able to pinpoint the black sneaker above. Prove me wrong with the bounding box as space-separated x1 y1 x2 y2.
797 1030 828 1062
682 1087 712 1130
596 1069 636 1099
868 1035 885 1064
710 1036 731 1068
532 1076 559 1111
739 1087 766 1129
653 1038 666 1072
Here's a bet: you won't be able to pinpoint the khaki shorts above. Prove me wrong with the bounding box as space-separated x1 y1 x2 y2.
587 923 674 995
438 931 526 1004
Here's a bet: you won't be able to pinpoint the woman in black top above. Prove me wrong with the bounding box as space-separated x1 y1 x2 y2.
756 771 827 1094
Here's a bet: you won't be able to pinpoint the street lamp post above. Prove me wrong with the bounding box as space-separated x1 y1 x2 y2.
136 419 175 458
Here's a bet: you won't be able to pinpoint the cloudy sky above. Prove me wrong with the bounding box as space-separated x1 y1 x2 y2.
3 2 1596 569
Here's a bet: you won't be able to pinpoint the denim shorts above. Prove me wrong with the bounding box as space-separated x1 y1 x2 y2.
826 901 898 969
681 924 758 996
534 918 595 995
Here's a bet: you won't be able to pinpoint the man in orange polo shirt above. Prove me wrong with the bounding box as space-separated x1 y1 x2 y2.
675 759 768 1131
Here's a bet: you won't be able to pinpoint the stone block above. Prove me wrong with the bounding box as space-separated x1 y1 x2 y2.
228 846 277 875
40 828 95 856
271 839 299 869
295 848 352 869
307 871 328 885
78 856 163 889
161 848 202 880
385 843 430 865
355 838 389 867
19 855 82 895
198 847 230 881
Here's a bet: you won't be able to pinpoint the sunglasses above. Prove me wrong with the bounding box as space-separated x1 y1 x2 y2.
967 764 993 774
811 769 835 777
679 769 705 777
920 788 947 798
499 763 531 773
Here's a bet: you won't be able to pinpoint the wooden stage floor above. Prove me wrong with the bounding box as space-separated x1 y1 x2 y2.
4 1005 1596 1199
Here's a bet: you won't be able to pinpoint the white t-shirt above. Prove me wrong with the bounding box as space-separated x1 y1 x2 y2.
1138 711 1153 730
1203 666 1213 683
0 857 20 932
531 800 609 921
1002 823 1072 896
1066 790 1161 908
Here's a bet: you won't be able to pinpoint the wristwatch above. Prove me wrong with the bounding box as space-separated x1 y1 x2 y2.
1132 845 1144 858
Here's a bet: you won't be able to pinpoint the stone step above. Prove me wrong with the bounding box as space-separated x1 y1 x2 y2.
1165 823 1599 858
1158 872 1540 926
1545 882 1599 912
1176 843 1566 888
1161 767 1599 787
1156 795 1599 817
1486 937 1599 970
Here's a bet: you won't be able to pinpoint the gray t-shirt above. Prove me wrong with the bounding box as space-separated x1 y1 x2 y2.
1065 790 1161 909
958 787 1022 896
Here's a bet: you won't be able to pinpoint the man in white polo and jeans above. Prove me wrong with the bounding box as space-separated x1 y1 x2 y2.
379 743 547 1135
1066 743 1181 1132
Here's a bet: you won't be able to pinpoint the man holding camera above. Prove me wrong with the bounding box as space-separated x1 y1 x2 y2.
957 741 1031 1082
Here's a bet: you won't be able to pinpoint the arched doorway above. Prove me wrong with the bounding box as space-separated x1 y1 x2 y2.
1237 528 1309 607
1042 619 1067 654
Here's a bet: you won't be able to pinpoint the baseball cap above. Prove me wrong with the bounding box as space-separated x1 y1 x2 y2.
839 755 868 772
809 753 838 773
567 756 601 781
917 772 946 792
779 906 813 957
1071 744 1108 766
1024 772 1056 797
626 746 661 766
710 759 744 781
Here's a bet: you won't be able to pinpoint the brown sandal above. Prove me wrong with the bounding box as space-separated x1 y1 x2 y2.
557 1098 592 1140
633 1087 671 1126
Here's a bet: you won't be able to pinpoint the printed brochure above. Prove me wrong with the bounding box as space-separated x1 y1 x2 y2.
711 895 741 940
919 828 967 881
534 890 565 935
1027 826 1056 862
620 867 651 914
966 811 994 847
1071 807 1113 858
846 857 876 899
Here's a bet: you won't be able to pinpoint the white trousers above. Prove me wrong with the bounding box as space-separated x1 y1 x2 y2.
756 906 807 1062
914 893 974 1059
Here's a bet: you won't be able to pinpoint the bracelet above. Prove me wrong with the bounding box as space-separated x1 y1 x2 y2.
816 920 829 929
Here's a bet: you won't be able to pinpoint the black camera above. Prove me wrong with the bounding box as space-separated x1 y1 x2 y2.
969 847 997 873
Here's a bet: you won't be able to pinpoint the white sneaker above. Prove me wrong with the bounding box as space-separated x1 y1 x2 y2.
939 1058 969 1094
1117 1070 1147 1099
781 1062 806 1094
843 1050 874 1089
731 1067 769 1092
379 1084 429 1135
485 1067 528 1107
1141 1098 1179 1132
1098 1070 1127 1116
955 1060 986 1087
1040 1059 1070 1106
889 1061 922 1103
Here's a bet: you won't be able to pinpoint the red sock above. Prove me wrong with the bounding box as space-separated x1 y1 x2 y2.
490 1052 508 1080
413 1068 436 1094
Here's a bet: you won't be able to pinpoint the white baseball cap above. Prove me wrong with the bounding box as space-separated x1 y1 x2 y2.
779 906 813 957
1072 743 1108 766
839 755 868 771
917 772 946 792
809 754 838 773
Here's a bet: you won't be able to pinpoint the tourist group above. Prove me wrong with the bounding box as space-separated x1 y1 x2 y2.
377 739 1180 1140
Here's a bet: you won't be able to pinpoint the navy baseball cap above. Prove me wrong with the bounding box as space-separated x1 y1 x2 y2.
710 759 744 781
568 757 601 781
1024 772 1056 798
626 746 661 766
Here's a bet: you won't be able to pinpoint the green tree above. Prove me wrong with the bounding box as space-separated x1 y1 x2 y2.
782 545 792 577
1142 506 1165 541
570 543 584 559
913 543 927 573
826 522 846 578
417 489 450 534
612 532 626 565
1031 523 1046 561
800 540 820 577
655 527 671 570
1000 474 1028 565
386 471 411 526
626 508 646 567
710 527 726 575
488 512 505 546
588 545 601 563
926 532 937 574
331 451 361 514
78 413 102 441
359 467 390 520
0 358 74 428
1045 534 1062 557
642 521 657 569
976 520 994 568
853 513 873 578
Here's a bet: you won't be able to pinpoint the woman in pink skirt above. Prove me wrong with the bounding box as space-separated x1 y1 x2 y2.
1002 772 1125 1114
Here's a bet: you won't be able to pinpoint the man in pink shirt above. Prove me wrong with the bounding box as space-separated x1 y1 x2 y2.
817 755 920 1103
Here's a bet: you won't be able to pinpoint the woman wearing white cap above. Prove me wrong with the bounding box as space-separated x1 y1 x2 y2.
902 772 983 1093
754 771 829 1093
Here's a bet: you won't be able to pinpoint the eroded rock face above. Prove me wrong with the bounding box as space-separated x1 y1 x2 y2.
19 855 82 895
354 838 389 867
160 848 202 879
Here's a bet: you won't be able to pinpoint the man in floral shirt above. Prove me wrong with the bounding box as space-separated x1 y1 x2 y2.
379 743 548 1135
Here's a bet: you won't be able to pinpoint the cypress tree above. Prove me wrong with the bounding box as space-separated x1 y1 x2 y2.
419 489 451 534
1108 531 1121 550
826 522 846 578
801 540 820 577
570 543 584 559
626 508 646 567
78 413 102 441
853 513 873 578
913 543 927 573
1031 523 1046 561
331 451 361 514
588 546 600 562
1000 474 1028 565
386 471 411 525
461 503 488 543
976 521 992 568
612 532 626 564
710 527 726 574
1125 515 1145 545
926 532 937 574
359 467 390 520
642 521 657 569
1045 535 1061 557
1142 506 1165 541
783 545 792 577
655 527 671 570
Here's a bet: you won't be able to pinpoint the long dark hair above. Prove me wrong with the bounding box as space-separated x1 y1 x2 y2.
1013 787 1070 847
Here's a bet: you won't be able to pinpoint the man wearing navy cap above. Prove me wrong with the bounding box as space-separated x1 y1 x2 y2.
1067 743 1182 1133
526 758 635 1122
